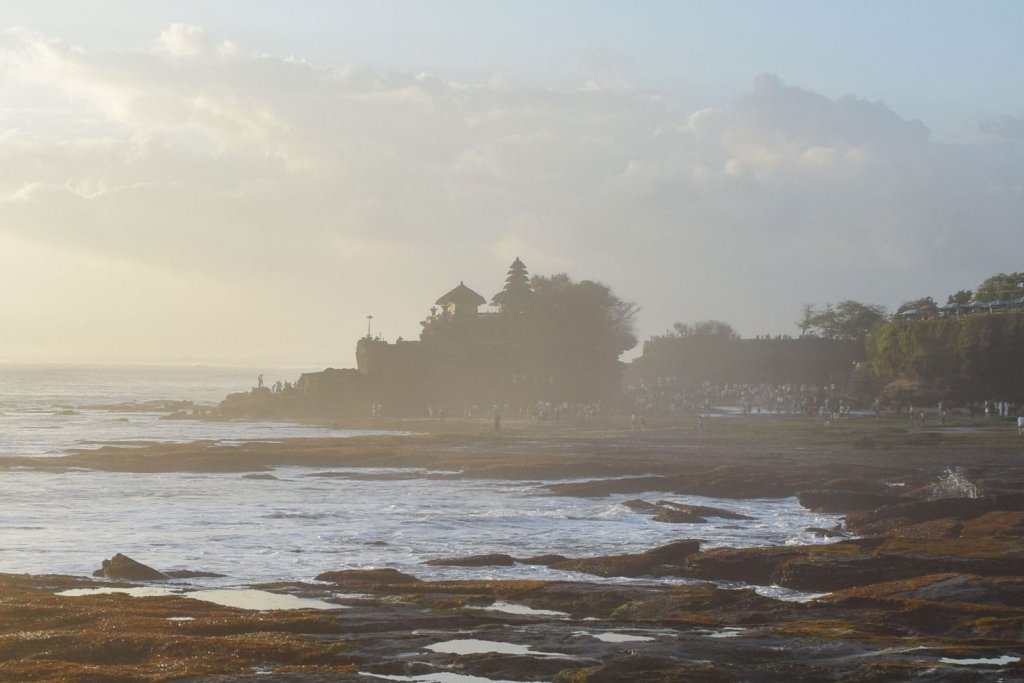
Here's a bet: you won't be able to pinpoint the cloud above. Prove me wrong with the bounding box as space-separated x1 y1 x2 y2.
1 26 1023 363
156 23 212 58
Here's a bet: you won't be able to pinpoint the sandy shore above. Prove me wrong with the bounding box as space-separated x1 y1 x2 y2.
1 416 1022 681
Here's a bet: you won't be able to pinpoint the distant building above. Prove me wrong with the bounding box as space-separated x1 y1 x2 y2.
222 258 624 419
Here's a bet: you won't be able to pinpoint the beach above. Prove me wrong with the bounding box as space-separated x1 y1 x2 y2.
1 416 1022 681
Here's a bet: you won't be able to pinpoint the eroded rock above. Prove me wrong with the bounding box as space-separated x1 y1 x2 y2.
92 553 168 581
550 539 701 578
424 553 516 567
315 568 422 585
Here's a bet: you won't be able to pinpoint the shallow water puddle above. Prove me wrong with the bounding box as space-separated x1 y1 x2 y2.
361 672 542 683
477 601 568 617
58 587 341 610
59 587 175 598
425 639 572 659
939 655 1020 666
189 589 339 610
750 584 829 602
578 631 655 643
701 627 747 638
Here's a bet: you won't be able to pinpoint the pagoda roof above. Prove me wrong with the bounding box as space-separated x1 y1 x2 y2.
436 281 486 307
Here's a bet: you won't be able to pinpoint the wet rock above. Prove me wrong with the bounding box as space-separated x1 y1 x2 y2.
424 553 516 567
846 494 1024 536
518 554 568 565
547 476 669 497
805 526 846 538
164 569 227 579
837 573 1024 608
961 511 1024 537
551 540 701 578
92 553 168 581
797 489 907 513
624 499 706 523
315 568 422 585
624 499 754 524
656 500 754 521
242 473 278 480
686 536 1024 593
683 546 808 585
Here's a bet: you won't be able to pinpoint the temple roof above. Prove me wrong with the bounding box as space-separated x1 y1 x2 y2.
436 281 486 307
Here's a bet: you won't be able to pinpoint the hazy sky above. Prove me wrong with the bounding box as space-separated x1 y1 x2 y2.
2 1 1022 366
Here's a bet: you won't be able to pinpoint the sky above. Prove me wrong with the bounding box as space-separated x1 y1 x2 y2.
1 1 1022 366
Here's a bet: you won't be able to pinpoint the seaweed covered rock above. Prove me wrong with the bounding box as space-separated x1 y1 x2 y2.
846 494 1024 536
315 568 422 585
624 499 754 523
551 539 701 578
425 553 516 567
797 489 908 513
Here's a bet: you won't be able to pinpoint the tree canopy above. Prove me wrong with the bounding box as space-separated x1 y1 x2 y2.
798 300 886 342
974 272 1024 303
946 289 973 306
671 320 739 340
525 274 638 358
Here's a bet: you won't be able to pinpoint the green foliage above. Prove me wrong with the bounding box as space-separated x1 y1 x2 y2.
671 320 739 340
946 289 973 306
974 272 1024 303
799 300 886 341
867 311 1024 398
510 274 638 400
526 274 638 356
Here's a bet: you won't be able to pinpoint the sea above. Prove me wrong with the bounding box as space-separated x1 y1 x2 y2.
0 364 843 593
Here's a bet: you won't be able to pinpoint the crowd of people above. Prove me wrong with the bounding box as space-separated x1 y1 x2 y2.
625 378 838 417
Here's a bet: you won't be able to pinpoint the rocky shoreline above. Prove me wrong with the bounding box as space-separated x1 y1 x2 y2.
1 418 1022 681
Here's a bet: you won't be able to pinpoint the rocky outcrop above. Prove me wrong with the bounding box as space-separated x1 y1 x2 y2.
623 499 754 524
315 568 422 585
797 488 908 513
425 553 517 567
548 540 701 578
845 494 1024 536
681 535 1024 593
92 553 169 581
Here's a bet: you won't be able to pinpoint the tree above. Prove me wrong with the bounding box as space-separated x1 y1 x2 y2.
513 274 639 401
799 300 886 342
525 274 638 355
671 320 739 340
975 272 1024 303
946 290 973 306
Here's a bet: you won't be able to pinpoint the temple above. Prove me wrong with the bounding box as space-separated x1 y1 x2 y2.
222 258 626 419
